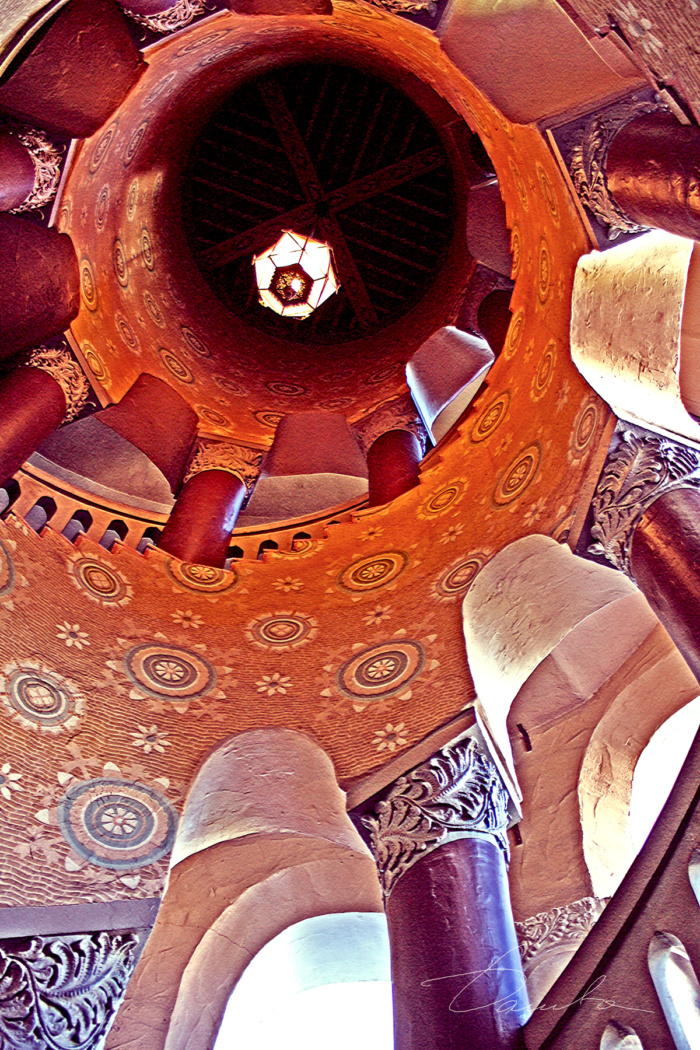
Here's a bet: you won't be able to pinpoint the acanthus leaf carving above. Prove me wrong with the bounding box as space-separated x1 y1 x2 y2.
123 0 207 34
590 430 700 574
27 347 91 423
364 736 510 897
0 931 139 1050
515 896 606 968
7 126 62 215
184 439 263 489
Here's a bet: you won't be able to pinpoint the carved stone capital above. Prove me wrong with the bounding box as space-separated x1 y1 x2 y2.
353 392 428 456
590 430 700 574
184 439 263 489
515 896 606 969
364 736 510 897
28 346 90 422
0 930 140 1049
569 99 666 239
365 0 437 14
7 126 62 215
123 0 206 34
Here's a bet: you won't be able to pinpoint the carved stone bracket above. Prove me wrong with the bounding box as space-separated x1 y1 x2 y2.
515 896 606 969
364 736 510 897
123 0 207 34
27 346 90 422
590 429 700 575
184 438 263 489
353 392 428 456
7 127 62 215
0 930 139 1050
569 99 666 239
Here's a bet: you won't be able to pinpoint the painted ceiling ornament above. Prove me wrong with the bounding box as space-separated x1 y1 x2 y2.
0 931 139 1050
364 736 511 897
254 231 340 319
590 429 700 575
569 97 666 239
0 660 85 734
7 125 62 215
67 550 133 607
28 346 91 422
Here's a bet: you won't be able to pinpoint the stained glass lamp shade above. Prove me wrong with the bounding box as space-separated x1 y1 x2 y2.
254 231 340 319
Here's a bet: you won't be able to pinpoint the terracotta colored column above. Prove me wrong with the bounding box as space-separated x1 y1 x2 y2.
0 133 36 212
158 470 246 567
606 112 700 240
0 214 79 358
367 429 421 507
590 431 700 683
0 0 143 139
0 367 67 485
477 289 513 358
365 737 528 1050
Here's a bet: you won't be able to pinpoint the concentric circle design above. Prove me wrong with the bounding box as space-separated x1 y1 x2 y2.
175 28 230 57
126 178 139 220
510 223 521 278
255 410 283 429
140 228 155 270
57 778 178 870
143 72 177 108
113 238 128 287
531 341 557 401
158 347 193 384
89 119 118 174
508 157 529 210
115 314 139 351
0 663 84 732
569 400 600 462
123 642 216 701
538 237 551 303
337 640 425 700
536 163 560 225
420 480 465 516
320 397 353 410
68 556 131 606
503 308 524 361
0 538 16 598
123 120 150 167
213 374 247 396
198 406 229 428
181 326 211 358
79 257 98 311
247 612 317 651
143 291 165 327
368 364 400 384
166 560 238 594
493 444 542 506
337 551 408 593
82 344 108 383
470 392 510 443
435 553 487 600
266 381 305 396
95 185 109 230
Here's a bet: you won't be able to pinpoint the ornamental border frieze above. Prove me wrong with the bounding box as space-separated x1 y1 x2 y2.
590 430 700 575
0 930 141 1050
364 736 510 897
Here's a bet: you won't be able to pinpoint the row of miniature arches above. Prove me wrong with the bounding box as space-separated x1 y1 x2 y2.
603 852 700 1050
0 484 318 564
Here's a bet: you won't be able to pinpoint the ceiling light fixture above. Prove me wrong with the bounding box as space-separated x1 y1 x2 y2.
253 231 340 319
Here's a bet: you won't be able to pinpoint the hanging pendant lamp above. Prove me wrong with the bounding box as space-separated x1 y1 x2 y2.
253 230 340 319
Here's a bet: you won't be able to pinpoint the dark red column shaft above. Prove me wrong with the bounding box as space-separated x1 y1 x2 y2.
158 470 246 567
0 367 66 485
386 837 529 1050
0 214 79 358
606 113 700 240
367 430 421 507
630 487 700 683
478 289 512 358
0 134 36 212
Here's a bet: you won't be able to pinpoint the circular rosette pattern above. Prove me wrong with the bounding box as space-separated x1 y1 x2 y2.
336 640 426 702
245 612 318 651
67 553 132 607
122 642 219 702
433 552 489 602
165 559 238 595
57 778 178 870
336 551 408 594
0 537 16 599
0 661 85 733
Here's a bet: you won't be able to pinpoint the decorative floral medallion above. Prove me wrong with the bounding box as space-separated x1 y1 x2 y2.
537 236 552 303
0 661 84 733
79 257 98 311
246 612 318 651
214 374 247 396
508 157 529 210
181 325 211 358
140 228 155 270
254 409 284 429
510 223 521 278
536 162 560 226
568 398 600 464
175 28 230 57
158 346 193 384
503 307 525 361
115 313 139 352
266 381 306 397
122 642 217 702
113 238 128 287
143 291 165 328
126 178 139 220
198 406 229 429
89 120 118 174
95 185 109 230
368 364 400 384
336 551 408 593
67 554 133 607
57 778 177 870
418 480 466 517
0 538 16 599
433 552 489 601
166 560 238 594
470 392 510 443
82 344 108 384
493 443 542 506
336 640 426 702
530 341 557 401
122 120 150 168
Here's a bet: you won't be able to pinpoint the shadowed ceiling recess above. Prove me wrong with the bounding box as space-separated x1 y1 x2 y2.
183 62 456 344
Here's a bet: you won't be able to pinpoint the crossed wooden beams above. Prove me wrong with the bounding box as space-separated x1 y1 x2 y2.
200 77 446 329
